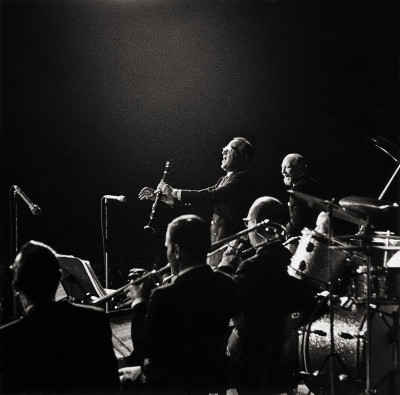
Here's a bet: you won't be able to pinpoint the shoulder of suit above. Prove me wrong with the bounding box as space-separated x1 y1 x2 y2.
293 175 320 191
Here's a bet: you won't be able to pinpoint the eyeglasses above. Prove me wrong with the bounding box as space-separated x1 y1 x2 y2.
243 218 256 227
222 145 240 154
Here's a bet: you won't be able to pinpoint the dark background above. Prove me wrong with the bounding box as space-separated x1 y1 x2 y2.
1 0 400 320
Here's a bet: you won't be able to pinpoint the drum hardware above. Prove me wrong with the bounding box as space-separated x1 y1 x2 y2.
288 189 380 394
299 295 400 395
289 228 356 293
369 135 400 200
287 190 369 227
324 239 400 394
339 196 399 219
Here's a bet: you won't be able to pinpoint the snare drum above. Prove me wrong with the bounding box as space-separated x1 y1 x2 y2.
373 231 400 267
289 229 355 291
299 296 400 394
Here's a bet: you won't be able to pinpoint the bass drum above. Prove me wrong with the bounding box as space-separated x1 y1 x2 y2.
299 297 400 394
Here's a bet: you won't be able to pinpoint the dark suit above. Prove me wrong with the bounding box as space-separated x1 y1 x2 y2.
0 300 119 394
179 168 258 244
286 174 322 237
130 264 238 394
224 243 313 394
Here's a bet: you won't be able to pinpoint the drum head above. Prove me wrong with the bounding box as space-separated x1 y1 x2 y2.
299 297 400 394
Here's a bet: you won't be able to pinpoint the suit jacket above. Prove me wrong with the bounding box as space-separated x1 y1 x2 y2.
286 174 323 237
179 168 258 243
0 300 119 394
226 243 313 393
130 264 238 394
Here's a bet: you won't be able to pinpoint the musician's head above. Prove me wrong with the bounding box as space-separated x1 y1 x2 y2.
12 240 62 305
281 153 307 186
166 215 211 275
244 196 285 246
221 137 254 172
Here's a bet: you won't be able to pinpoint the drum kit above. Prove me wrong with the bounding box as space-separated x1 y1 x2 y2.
287 190 400 395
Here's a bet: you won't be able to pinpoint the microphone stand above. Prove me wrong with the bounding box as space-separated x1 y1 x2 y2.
12 189 21 319
101 195 127 312
102 198 110 313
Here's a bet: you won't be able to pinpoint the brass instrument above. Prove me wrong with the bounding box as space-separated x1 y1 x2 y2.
91 263 171 307
240 235 283 259
208 219 286 257
144 161 171 234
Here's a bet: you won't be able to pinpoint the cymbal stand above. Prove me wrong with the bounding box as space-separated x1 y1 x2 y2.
309 203 366 394
360 219 373 395
327 202 336 395
311 203 351 394
378 163 400 200
373 307 399 393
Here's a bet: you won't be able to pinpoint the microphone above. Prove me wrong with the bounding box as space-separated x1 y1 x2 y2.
103 195 127 202
369 136 400 164
12 185 42 215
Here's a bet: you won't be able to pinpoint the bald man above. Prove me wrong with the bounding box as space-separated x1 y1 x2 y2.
218 197 313 394
281 153 323 237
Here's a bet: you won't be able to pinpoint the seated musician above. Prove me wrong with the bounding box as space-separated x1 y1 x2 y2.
120 214 238 394
0 241 119 394
218 197 314 394
281 153 324 250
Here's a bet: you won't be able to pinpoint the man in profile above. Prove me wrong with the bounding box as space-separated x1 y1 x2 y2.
0 241 119 394
121 214 238 394
139 137 258 266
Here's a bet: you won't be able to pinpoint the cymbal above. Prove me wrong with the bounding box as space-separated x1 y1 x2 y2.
287 190 368 226
339 196 399 217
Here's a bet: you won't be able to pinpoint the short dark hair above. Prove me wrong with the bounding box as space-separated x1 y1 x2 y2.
232 137 255 163
168 215 211 260
13 241 61 303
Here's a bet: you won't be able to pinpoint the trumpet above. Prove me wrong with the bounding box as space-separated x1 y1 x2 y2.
91 263 171 307
208 219 286 257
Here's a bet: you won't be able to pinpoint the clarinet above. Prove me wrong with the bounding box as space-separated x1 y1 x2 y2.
144 161 171 233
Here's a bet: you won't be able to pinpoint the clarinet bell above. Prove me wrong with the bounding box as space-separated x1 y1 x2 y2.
143 225 155 234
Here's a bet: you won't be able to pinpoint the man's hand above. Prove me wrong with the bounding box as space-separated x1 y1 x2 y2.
218 239 244 272
119 366 142 383
157 181 174 198
139 185 174 205
124 282 146 303
138 187 157 201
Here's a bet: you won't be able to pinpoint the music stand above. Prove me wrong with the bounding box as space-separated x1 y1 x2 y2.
57 255 107 303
